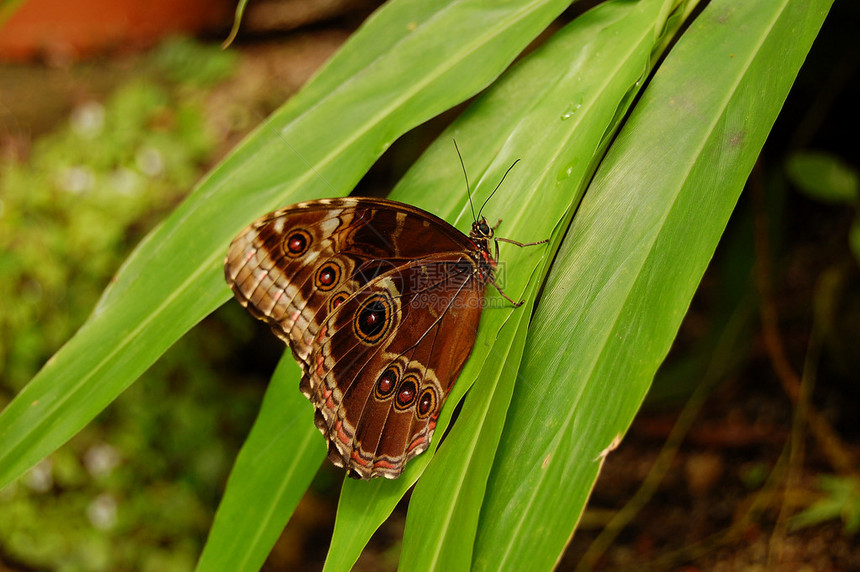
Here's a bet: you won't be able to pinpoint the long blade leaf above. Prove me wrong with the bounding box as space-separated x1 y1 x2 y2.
0 0 574 491
399 0 697 568
474 0 834 569
196 355 325 571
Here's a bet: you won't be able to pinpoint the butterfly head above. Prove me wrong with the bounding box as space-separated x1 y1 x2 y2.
470 217 493 242
469 216 497 270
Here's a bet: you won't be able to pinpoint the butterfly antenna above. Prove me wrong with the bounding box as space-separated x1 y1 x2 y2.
478 158 520 219
454 139 478 222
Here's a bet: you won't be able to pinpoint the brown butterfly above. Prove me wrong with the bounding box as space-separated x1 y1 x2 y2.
224 163 546 479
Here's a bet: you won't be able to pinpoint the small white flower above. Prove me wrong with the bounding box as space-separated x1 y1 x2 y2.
136 147 164 177
84 443 121 479
87 493 118 530
70 101 105 139
58 165 95 194
24 458 53 493
109 167 142 195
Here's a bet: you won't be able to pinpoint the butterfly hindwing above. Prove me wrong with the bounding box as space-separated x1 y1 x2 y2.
309 257 485 479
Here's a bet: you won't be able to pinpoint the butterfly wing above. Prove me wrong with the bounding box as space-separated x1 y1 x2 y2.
308 255 485 479
225 198 478 365
224 198 489 479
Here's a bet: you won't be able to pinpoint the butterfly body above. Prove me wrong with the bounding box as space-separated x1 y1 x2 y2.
225 197 501 479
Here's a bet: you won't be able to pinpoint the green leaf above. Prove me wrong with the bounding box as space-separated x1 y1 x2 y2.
321 0 697 568
473 0 834 569
786 151 859 204
401 287 533 572
0 0 27 28
196 354 325 571
792 475 860 535
0 0 573 492
401 1 702 570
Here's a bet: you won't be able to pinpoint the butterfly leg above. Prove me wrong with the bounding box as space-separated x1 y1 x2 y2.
490 218 549 248
490 278 524 307
489 236 550 307
496 236 551 248
492 236 550 262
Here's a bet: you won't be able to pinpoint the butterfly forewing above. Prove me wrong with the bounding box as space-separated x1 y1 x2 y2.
224 198 491 479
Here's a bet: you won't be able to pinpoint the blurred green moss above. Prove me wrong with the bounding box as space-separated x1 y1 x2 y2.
0 77 214 390
0 38 263 571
